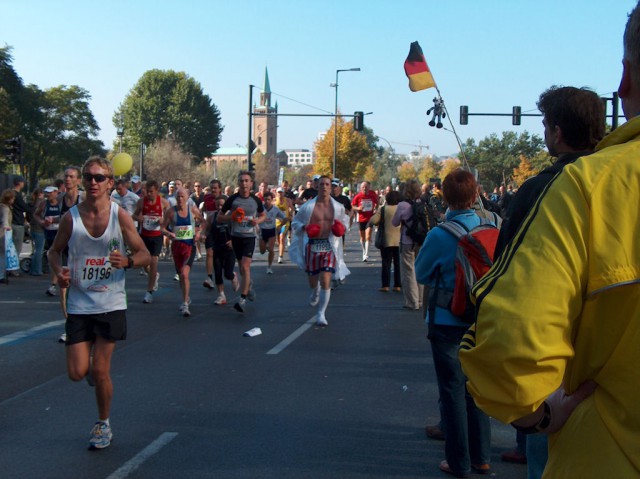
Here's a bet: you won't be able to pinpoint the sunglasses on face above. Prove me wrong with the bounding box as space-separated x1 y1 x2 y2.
82 173 112 183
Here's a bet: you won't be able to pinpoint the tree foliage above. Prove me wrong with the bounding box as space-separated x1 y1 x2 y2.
143 137 197 183
115 69 223 161
461 131 544 188
397 161 417 182
1 46 104 187
252 149 278 185
313 112 374 182
439 158 462 180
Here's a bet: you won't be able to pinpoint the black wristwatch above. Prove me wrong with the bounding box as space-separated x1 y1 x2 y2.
512 401 551 434
125 255 134 269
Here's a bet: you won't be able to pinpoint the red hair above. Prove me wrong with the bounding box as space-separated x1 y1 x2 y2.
443 169 477 210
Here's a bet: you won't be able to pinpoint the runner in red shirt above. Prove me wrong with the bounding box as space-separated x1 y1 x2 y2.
351 181 378 261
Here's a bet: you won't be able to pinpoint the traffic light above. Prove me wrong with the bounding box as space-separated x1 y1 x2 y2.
353 111 364 132
3 136 22 163
460 105 469 125
512 106 522 125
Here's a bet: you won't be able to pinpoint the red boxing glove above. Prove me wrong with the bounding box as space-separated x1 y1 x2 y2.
306 223 321 238
331 220 346 237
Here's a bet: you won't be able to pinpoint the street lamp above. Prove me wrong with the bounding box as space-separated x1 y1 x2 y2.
332 67 360 178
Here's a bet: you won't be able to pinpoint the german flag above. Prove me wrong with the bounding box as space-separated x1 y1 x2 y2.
404 41 436 92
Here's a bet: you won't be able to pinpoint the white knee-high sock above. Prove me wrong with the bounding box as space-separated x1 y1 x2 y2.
364 241 370 256
317 288 331 316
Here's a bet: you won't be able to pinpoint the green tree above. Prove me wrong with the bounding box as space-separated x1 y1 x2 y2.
461 131 545 188
1 47 104 186
313 111 374 182
115 69 223 161
143 137 196 183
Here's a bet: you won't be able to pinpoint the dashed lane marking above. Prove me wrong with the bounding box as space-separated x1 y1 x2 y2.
266 318 316 355
0 320 65 346
106 432 179 479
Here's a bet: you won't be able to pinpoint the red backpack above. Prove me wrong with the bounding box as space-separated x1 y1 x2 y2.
437 218 499 323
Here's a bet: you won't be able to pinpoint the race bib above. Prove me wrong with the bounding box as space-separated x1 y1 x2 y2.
361 199 373 212
143 215 161 231
310 241 332 253
175 224 195 240
236 215 254 234
263 217 275 229
45 216 59 230
76 256 112 292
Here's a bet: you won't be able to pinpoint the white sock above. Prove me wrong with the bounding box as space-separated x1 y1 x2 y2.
364 241 370 257
317 288 331 316
98 418 110 426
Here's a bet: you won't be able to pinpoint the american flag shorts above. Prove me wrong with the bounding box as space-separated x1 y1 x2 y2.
305 238 336 276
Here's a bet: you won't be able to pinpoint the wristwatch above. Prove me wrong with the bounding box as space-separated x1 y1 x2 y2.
125 255 134 269
512 401 551 434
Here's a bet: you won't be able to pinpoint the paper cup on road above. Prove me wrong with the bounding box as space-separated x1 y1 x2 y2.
243 327 262 337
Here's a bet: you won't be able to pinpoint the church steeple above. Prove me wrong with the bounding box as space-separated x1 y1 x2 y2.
253 66 277 159
260 67 271 107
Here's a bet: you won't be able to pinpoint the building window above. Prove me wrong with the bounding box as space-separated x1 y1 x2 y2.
258 137 262 145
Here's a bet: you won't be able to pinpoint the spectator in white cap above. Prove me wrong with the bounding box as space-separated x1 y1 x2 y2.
130 175 142 196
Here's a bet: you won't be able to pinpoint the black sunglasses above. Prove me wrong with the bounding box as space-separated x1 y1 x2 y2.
83 173 112 183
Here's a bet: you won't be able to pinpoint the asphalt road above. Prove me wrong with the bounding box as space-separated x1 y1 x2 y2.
0 231 527 479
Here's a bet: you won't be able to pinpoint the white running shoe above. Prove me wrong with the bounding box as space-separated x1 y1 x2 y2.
180 302 191 317
89 422 112 450
173 273 180 281
266 267 273 275
143 292 153 303
153 273 160 291
214 294 226 305
231 273 240 292
46 285 57 296
277 256 283 264
58 332 67 343
203 277 215 289
314 314 328 327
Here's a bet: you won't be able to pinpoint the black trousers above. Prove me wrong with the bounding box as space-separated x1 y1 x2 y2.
380 246 401 288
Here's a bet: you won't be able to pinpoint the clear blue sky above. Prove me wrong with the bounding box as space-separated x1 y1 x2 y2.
2 0 636 157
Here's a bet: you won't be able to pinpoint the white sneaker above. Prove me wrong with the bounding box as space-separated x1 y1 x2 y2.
173 273 180 281
180 302 191 317
277 256 283 264
266 267 273 275
214 294 226 305
46 285 57 296
139 268 147 276
203 277 215 289
58 332 67 343
89 421 112 450
153 273 160 292
231 273 240 292
314 314 328 327
143 292 153 303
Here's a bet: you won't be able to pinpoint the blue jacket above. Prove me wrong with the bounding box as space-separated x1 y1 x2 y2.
415 209 485 327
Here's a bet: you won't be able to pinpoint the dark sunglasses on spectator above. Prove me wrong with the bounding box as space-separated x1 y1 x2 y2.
83 173 112 183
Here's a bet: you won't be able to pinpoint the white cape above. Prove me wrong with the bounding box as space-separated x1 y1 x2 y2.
289 196 350 280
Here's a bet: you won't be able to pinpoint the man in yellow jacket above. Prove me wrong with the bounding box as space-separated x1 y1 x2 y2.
459 3 640 478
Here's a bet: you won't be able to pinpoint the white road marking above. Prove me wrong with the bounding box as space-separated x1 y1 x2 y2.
0 320 65 346
266 318 315 355
106 432 179 479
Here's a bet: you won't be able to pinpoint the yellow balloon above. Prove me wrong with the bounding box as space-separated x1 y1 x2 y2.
112 153 133 176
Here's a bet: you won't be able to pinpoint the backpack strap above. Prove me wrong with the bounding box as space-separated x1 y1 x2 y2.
437 219 469 240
